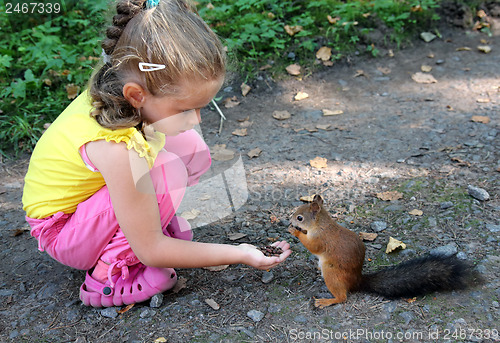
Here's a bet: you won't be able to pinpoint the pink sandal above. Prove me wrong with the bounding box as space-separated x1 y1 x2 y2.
80 263 177 307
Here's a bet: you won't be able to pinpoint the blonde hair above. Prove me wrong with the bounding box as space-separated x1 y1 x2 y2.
89 0 226 129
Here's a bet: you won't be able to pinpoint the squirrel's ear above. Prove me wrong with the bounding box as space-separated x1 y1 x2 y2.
310 201 321 216
313 194 324 207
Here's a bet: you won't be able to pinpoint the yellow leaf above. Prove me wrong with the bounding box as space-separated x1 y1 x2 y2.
272 110 291 120
286 63 301 76
471 115 490 124
409 209 423 216
310 156 327 169
456 46 471 51
477 45 492 54
180 209 201 220
322 109 343 116
377 67 391 75
299 194 315 202
247 147 262 158
65 84 80 99
241 83 251 96
316 46 332 61
376 191 403 201
154 338 168 343
420 65 432 72
223 96 240 108
211 144 235 161
327 15 340 24
284 25 303 36
316 124 331 130
294 91 309 101
232 128 247 137
411 72 437 84
359 232 378 241
476 98 490 103
385 237 406 254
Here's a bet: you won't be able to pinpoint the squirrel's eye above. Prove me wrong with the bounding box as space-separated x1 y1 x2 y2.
297 215 304 222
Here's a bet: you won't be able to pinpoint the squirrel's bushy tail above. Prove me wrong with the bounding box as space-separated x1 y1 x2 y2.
360 254 482 298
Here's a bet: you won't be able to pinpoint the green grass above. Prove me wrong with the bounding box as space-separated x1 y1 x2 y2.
0 0 488 157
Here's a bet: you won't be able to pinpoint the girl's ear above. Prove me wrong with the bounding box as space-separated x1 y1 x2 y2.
123 82 147 109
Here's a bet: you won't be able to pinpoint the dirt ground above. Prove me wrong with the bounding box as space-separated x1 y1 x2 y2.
1 17 499 343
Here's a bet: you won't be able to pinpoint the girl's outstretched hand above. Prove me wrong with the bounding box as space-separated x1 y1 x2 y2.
237 241 292 270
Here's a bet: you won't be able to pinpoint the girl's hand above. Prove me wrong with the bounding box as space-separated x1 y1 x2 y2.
237 241 292 270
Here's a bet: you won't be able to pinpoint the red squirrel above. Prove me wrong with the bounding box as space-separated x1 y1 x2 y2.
288 195 481 308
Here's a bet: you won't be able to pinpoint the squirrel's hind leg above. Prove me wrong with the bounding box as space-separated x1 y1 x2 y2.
314 269 348 308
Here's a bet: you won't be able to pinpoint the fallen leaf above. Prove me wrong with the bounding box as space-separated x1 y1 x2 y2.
154 337 167 343
316 46 332 61
228 232 247 241
247 147 262 158
171 277 187 293
477 45 492 54
65 84 80 99
198 194 211 201
451 157 471 167
241 83 251 96
377 67 391 75
232 128 247 137
260 64 272 71
476 98 490 104
388 49 394 57
354 70 367 78
223 96 240 108
421 65 432 72
294 91 309 101
322 109 343 116
286 64 301 76
385 237 407 254
237 116 250 122
180 209 201 220
359 232 378 241
272 110 291 120
471 115 490 124
322 60 334 67
211 144 235 161
327 15 340 24
300 194 315 202
310 156 328 169
12 227 30 237
420 31 437 42
117 303 135 314
239 120 253 128
456 46 472 51
284 24 303 36
205 298 220 310
409 209 423 216
406 297 417 304
43 78 52 86
411 72 437 84
203 265 229 272
316 124 331 130
376 191 403 201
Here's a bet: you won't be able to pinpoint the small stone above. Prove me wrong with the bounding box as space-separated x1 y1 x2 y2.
440 201 454 209
140 308 156 318
247 309 265 322
100 307 119 319
293 315 308 323
370 221 387 232
486 224 500 233
150 293 163 308
399 311 414 325
261 271 274 284
430 243 458 257
467 185 490 201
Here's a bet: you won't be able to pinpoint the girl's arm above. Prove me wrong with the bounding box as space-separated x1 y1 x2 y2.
86 140 291 270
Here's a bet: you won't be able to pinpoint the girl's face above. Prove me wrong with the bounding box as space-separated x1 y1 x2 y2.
141 77 223 136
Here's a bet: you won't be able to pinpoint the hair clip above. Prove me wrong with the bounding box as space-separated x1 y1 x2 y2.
146 0 160 9
138 62 166 72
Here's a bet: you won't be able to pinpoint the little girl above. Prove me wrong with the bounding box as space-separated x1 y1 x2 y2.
22 0 290 308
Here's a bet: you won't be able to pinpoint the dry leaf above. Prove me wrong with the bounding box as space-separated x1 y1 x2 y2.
316 124 331 130
171 276 187 293
477 45 492 53
232 128 247 137
272 110 291 120
376 191 403 201
322 60 334 67
322 109 343 116
205 298 220 310
299 195 315 202
354 70 367 78
12 227 30 237
180 209 201 220
388 49 394 57
198 194 211 201
247 147 262 158
411 72 437 84
451 157 471 167
223 96 240 108
286 64 301 76
211 144 235 161
359 232 378 241
239 120 253 128
65 84 80 99
228 232 247 241
476 98 490 103
237 116 250 122
294 91 309 101
456 46 472 51
316 46 332 61
409 209 423 216
471 115 490 124
154 337 167 343
284 25 303 36
327 15 340 24
117 303 135 314
421 65 432 72
203 265 229 272
377 67 391 75
241 83 251 96
385 237 407 254
260 64 272 71
406 297 417 304
310 156 328 169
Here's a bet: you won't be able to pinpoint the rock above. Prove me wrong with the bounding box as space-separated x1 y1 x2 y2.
399 311 414 325
370 221 387 232
247 309 265 322
467 185 490 201
486 224 500 233
440 201 454 209
100 307 119 319
140 308 156 318
150 293 163 308
261 271 274 284
430 243 458 257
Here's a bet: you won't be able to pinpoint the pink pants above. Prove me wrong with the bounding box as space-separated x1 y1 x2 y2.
26 129 211 273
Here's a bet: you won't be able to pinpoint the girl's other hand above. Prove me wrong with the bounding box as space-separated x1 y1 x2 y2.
237 241 291 270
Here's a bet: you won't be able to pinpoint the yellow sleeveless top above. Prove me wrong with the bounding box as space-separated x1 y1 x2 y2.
22 90 165 219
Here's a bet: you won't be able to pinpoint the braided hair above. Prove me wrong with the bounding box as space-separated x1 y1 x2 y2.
89 0 226 129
